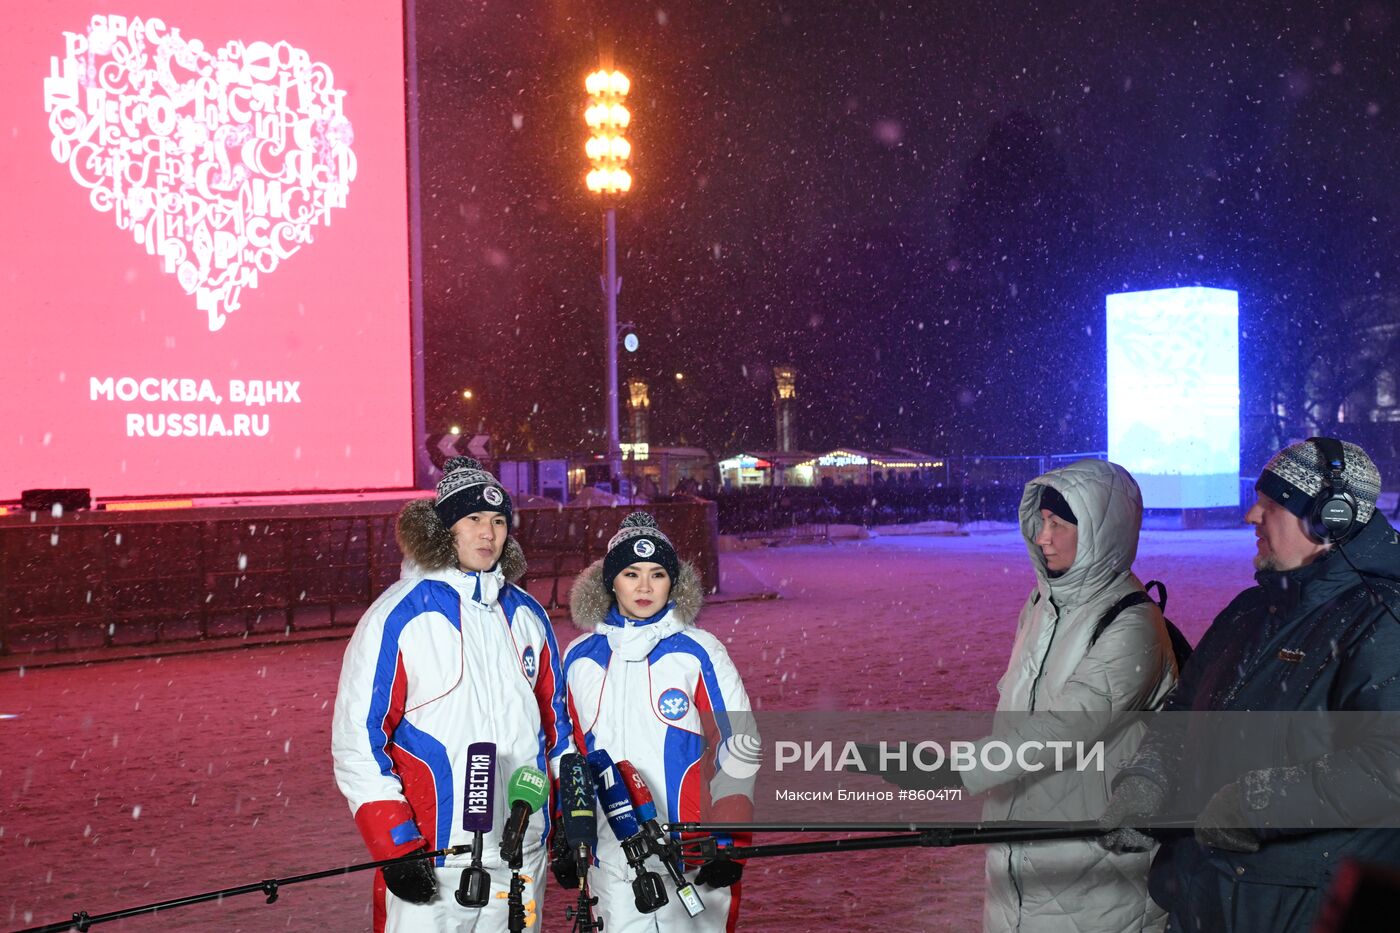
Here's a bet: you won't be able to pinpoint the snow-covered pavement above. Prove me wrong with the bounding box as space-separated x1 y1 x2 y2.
1 527 1256 931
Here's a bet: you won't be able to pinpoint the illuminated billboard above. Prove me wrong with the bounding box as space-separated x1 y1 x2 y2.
0 4 414 499
1106 287 1240 509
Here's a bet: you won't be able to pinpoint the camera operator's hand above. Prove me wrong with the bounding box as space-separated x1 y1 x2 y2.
1099 826 1156 854
1097 774 1166 854
382 855 438 904
695 858 743 888
549 833 580 890
1194 783 1260 853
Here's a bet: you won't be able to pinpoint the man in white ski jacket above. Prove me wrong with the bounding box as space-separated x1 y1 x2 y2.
969 459 1178 932
332 457 572 932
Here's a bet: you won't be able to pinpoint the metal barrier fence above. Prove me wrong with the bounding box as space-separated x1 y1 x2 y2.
716 464 1400 537
715 482 1029 536
0 511 397 656
711 453 1386 536
0 498 718 659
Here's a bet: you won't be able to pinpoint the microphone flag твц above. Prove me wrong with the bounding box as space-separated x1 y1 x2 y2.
617 758 705 917
498 765 549 869
588 748 668 914
456 742 496 908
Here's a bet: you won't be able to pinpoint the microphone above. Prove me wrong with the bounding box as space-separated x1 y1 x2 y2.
498 765 549 870
587 749 640 840
617 759 705 917
587 749 667 914
559 753 599 883
618 759 664 841
456 742 496 908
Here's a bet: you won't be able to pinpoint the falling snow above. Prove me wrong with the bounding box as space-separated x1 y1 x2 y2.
1 529 1254 930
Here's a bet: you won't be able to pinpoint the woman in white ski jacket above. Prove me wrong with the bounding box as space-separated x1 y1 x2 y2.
562 512 757 933
966 459 1178 933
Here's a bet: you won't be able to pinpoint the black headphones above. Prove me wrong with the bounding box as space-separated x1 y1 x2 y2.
1307 436 1360 543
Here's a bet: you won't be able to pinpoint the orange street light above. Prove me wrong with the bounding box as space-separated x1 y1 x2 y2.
584 67 634 490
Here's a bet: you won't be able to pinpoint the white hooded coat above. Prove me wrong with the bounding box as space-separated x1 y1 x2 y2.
965 459 1177 933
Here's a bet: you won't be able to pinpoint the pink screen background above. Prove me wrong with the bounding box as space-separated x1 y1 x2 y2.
0 2 414 498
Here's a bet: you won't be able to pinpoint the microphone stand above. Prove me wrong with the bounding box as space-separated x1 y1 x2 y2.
501 832 529 933
505 871 528 933
13 844 474 933
455 830 491 908
639 830 704 917
15 821 1194 933
566 881 603 933
672 819 1196 863
564 845 602 933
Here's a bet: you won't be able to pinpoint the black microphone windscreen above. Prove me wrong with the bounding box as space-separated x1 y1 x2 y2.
560 752 598 850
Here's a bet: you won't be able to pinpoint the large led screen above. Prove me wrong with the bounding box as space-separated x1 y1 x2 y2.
1 4 414 499
1106 287 1240 509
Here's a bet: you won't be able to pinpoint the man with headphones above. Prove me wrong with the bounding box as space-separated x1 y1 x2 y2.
1098 438 1400 933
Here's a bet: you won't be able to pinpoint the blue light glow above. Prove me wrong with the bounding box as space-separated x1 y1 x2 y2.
1106 287 1240 508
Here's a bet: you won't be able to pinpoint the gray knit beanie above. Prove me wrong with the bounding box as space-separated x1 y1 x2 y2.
1256 439 1382 526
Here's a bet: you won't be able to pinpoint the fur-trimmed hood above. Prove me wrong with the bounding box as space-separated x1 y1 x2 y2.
569 556 704 629
396 497 527 582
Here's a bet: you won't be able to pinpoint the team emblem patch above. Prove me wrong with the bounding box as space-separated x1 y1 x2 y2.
633 538 655 558
483 486 504 506
658 687 690 720
521 645 537 679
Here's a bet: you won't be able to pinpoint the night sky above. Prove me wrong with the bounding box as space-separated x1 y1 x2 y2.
411 1 1399 470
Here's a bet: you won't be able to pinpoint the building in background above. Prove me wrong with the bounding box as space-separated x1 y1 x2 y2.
717 448 942 487
627 378 650 448
793 449 944 487
496 459 572 503
773 365 798 452
717 451 815 488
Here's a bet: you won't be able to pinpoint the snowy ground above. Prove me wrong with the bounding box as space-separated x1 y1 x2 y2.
0 528 1257 931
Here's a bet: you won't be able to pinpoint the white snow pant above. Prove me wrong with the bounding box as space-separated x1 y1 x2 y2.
375 850 547 933
590 858 739 933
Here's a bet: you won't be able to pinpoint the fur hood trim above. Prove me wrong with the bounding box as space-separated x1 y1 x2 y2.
396 497 526 582
569 557 703 629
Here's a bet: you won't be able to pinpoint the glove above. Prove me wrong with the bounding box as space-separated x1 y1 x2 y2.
382 855 438 904
1195 783 1260 853
694 858 743 888
1099 827 1156 854
549 834 580 890
1097 774 1167 853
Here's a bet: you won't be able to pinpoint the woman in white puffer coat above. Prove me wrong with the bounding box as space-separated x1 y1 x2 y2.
966 459 1178 933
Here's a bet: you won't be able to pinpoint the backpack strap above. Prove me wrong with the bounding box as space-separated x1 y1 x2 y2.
1090 580 1194 670
1142 579 1167 613
1090 590 1151 648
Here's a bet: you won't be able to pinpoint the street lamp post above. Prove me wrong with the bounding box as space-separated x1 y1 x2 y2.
461 388 482 434
585 68 632 491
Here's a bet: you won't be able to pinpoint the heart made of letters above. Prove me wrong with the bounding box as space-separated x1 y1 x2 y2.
44 15 356 331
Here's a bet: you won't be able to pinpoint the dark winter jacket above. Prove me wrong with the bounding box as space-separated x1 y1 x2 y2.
1128 511 1400 924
